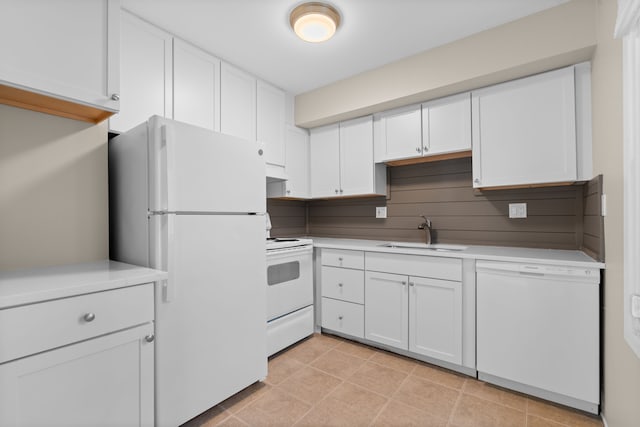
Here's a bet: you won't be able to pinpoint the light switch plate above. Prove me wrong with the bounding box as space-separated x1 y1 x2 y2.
376 207 387 218
509 203 527 218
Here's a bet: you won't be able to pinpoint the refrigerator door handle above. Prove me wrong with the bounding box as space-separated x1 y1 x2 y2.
161 124 177 212
162 213 176 302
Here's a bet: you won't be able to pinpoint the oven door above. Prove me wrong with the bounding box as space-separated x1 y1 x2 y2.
266 246 313 321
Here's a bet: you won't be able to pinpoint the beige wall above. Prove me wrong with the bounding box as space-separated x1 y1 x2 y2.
294 0 640 424
0 104 109 271
591 1 640 425
295 0 597 128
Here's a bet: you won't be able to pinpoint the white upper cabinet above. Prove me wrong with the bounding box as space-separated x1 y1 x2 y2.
172 39 221 132
422 93 471 156
220 62 256 141
266 126 310 199
374 104 422 162
310 116 386 198
472 65 582 189
374 93 471 163
340 116 378 196
257 81 286 167
110 10 172 133
310 124 341 198
0 0 120 121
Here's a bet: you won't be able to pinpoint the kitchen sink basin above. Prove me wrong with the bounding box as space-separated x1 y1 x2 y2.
378 242 468 252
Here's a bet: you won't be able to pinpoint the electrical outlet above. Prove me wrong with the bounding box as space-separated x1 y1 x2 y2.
509 203 527 218
376 207 387 218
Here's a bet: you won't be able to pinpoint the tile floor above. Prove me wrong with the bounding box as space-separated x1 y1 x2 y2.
182 334 603 427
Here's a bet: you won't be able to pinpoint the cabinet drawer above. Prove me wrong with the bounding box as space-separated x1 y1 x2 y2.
321 298 364 338
366 252 462 282
322 249 364 270
0 283 154 364
321 266 364 304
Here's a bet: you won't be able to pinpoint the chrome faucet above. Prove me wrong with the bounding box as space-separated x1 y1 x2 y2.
417 215 432 245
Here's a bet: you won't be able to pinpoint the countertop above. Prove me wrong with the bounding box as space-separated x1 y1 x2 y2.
0 260 167 309
310 237 605 269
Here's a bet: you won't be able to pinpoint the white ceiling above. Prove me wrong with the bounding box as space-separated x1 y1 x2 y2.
122 0 568 95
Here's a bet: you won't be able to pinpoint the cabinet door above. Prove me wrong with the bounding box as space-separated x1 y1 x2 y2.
220 62 256 141
422 92 471 156
310 124 341 198
364 271 408 350
0 324 154 427
409 276 462 365
374 104 422 162
173 39 221 132
339 116 375 196
285 126 310 198
257 81 286 167
0 0 119 112
472 66 577 188
110 10 172 133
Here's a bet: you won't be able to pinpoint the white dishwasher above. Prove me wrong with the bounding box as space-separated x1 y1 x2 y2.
476 261 600 414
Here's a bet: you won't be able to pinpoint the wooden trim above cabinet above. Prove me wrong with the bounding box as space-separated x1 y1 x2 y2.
474 181 576 192
0 84 114 124
385 150 471 167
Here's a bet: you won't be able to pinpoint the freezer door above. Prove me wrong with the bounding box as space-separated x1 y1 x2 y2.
151 214 267 427
147 116 266 213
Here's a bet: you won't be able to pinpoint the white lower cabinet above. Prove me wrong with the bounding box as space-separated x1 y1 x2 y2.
365 271 409 349
320 249 466 368
0 323 154 427
0 283 155 427
364 271 462 365
321 297 364 338
320 249 365 338
409 276 462 364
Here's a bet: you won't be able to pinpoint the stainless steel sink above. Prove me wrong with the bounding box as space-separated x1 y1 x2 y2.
378 242 468 252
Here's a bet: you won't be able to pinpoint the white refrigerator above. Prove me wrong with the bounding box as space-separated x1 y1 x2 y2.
109 116 267 427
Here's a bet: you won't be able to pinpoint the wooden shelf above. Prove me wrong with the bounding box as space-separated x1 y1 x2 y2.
0 84 114 124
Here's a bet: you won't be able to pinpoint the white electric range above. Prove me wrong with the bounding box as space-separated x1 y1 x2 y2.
265 238 314 356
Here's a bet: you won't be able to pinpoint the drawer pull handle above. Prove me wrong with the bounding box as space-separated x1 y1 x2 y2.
83 313 96 322
145 334 155 343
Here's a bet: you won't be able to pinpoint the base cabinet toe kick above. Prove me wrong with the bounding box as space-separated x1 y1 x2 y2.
315 247 602 414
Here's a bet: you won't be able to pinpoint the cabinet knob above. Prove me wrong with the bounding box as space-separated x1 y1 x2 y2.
409 282 415 287
338 283 343 287
338 315 343 320
145 334 155 343
416 147 421 153
286 190 291 194
339 189 343 193
338 257 343 262
473 178 480 184
83 312 96 322
402 281 407 286
111 93 120 101
335 189 339 194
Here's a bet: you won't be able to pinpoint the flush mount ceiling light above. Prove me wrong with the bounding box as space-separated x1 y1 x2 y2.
290 2 341 43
